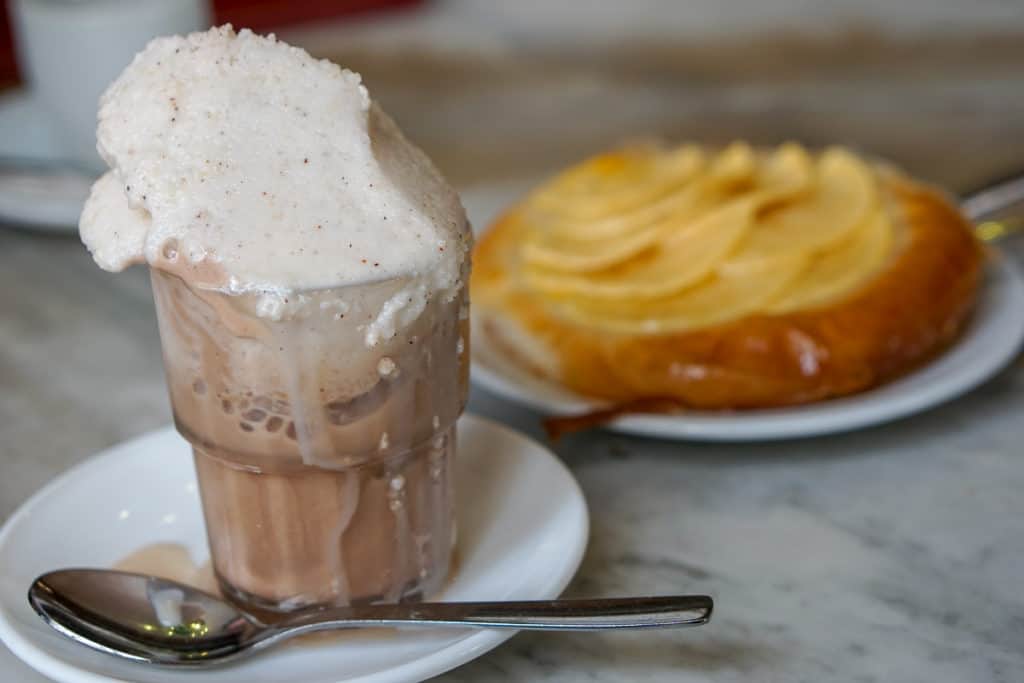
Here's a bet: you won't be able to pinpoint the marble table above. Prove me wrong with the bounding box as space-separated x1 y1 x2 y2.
3 208 1024 683
4 8 1024 681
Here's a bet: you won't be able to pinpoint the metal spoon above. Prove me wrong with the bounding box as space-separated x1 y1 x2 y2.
28 569 713 667
964 170 1024 243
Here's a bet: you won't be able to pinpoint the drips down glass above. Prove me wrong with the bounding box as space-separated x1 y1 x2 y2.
150 267 468 613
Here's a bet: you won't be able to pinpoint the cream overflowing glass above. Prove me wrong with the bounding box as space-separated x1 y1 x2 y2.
79 26 471 612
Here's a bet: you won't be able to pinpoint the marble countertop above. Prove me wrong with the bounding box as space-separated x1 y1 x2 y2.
4 4 1024 681
3 192 1024 683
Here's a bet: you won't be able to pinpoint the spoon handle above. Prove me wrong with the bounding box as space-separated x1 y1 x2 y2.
282 595 712 633
964 170 1024 221
963 169 1024 243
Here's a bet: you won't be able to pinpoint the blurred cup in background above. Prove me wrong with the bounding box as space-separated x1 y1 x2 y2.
9 0 209 169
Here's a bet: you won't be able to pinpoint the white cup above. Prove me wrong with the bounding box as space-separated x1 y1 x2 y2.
9 0 210 169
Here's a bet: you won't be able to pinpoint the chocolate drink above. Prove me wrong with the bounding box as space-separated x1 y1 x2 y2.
79 27 473 612
151 269 468 610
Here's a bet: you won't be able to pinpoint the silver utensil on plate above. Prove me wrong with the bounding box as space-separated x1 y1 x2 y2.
28 569 713 667
964 170 1024 242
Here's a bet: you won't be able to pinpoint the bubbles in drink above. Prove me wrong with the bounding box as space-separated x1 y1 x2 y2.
377 357 396 377
216 392 296 427
242 409 267 423
161 239 179 262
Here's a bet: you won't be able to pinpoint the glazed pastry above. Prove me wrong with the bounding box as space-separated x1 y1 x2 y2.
472 142 983 411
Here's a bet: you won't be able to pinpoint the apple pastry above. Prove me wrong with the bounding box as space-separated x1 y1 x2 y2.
472 142 983 412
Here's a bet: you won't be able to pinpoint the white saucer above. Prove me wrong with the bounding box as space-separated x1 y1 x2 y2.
0 414 589 683
471 252 1024 441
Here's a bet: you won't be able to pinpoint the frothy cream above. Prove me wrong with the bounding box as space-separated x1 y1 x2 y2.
80 25 469 344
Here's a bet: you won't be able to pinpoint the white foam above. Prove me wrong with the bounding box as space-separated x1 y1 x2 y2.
80 25 469 341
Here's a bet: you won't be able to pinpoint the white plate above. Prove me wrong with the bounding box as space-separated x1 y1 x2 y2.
471 253 1024 441
0 414 589 683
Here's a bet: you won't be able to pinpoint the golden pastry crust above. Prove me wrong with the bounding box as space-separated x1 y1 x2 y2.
472 168 984 411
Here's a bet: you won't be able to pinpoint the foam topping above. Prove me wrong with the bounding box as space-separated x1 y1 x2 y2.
80 26 469 323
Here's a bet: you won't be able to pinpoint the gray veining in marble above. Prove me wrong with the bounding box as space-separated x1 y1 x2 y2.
4 3 1024 681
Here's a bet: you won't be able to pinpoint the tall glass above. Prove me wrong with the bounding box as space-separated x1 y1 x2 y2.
150 267 468 613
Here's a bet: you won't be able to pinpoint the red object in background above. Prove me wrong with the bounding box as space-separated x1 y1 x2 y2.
0 3 15 88
0 0 422 87
212 0 420 32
